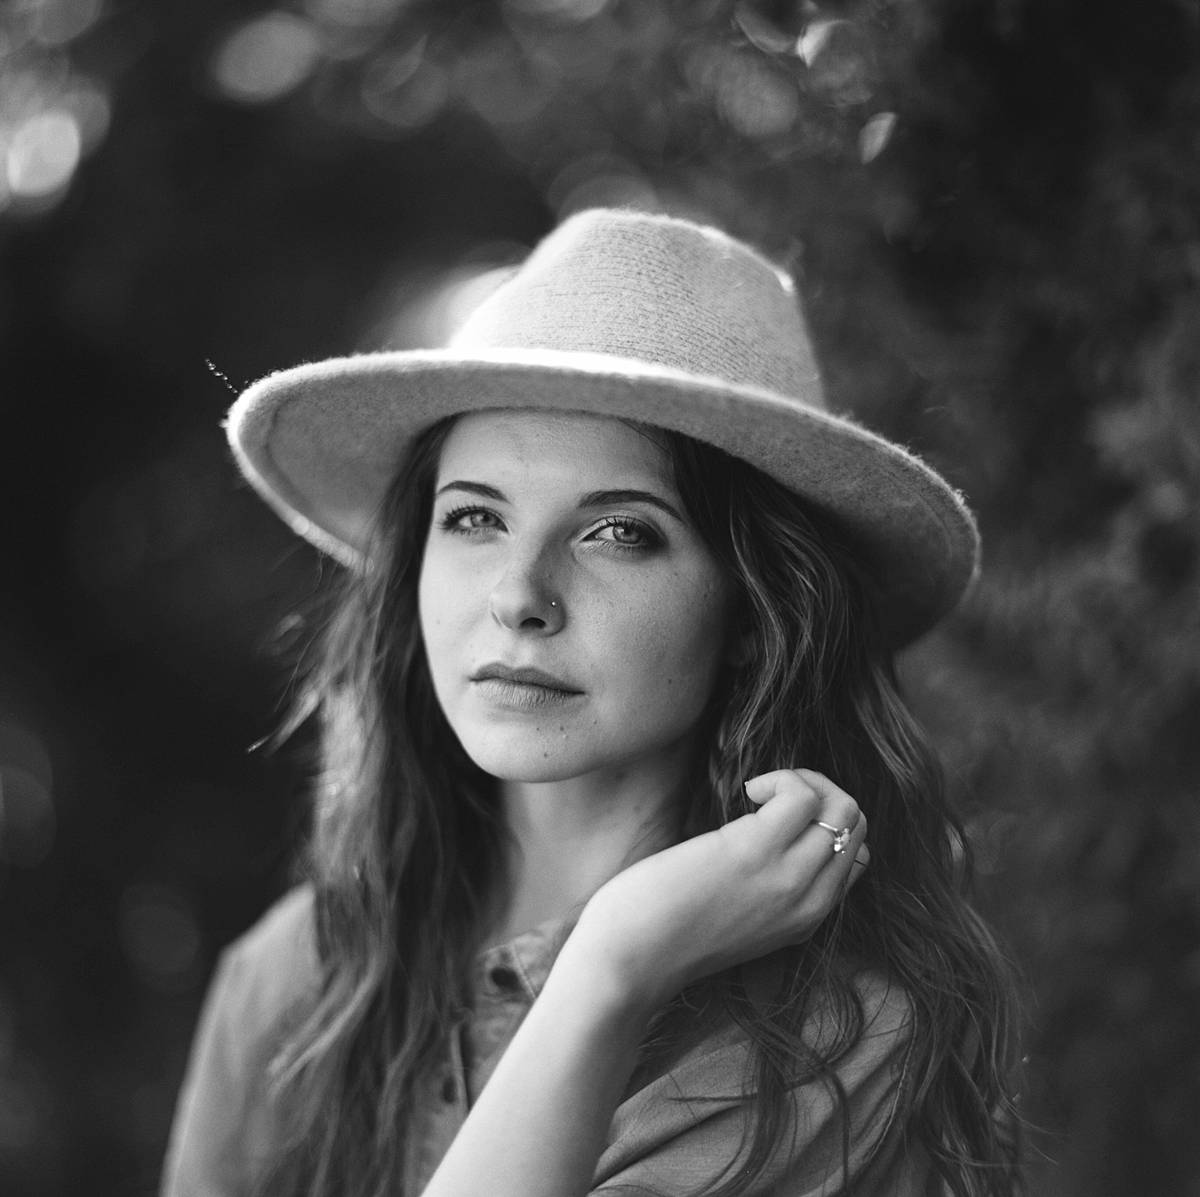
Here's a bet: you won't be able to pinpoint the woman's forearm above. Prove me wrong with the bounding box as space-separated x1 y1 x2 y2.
421 920 657 1197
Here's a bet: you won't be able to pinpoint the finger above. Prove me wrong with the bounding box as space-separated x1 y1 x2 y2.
796 769 863 830
796 772 864 839
741 770 822 844
804 816 869 903
744 769 816 807
810 810 868 856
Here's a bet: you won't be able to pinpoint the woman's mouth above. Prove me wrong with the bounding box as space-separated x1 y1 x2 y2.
470 664 584 710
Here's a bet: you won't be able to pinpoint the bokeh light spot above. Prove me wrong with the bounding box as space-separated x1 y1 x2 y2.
859 111 897 163
797 19 875 105
30 0 104 47
455 48 547 128
6 110 81 198
0 721 55 869
368 258 522 350
0 722 53 791
798 19 842 65
361 48 448 130
547 153 658 217
734 1 797 53
63 78 112 153
119 884 202 993
211 12 321 104
715 56 797 140
0 768 56 869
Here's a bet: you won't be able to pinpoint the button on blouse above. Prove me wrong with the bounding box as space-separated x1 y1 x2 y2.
488 964 521 992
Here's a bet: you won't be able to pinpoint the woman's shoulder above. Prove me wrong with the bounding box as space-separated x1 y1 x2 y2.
627 953 914 1103
160 887 320 1194
211 884 320 1030
744 950 915 1045
838 960 916 1047
598 958 921 1191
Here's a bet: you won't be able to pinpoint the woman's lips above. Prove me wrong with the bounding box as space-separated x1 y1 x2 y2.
471 677 584 710
469 664 584 710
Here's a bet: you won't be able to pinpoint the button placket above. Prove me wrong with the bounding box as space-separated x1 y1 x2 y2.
413 1030 468 1194
434 1021 468 1111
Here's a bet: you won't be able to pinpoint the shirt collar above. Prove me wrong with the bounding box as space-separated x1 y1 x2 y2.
474 911 579 1001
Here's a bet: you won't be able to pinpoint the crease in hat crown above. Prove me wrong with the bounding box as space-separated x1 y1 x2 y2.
446 209 823 405
226 206 981 645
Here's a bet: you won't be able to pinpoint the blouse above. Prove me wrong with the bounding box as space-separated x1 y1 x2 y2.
161 886 932 1196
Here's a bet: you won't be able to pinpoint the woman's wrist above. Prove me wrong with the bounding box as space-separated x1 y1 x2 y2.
561 894 681 1018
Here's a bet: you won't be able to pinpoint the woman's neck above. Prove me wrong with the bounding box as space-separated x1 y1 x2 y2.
483 763 692 949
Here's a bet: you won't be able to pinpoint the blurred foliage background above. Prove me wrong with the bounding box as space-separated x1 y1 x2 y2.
1 0 1198 1193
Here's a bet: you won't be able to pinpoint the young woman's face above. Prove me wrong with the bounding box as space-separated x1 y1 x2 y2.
418 410 732 787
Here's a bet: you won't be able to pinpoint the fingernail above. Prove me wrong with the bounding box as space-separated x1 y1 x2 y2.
743 776 767 800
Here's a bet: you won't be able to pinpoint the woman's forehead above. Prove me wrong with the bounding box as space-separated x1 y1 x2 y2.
435 410 675 489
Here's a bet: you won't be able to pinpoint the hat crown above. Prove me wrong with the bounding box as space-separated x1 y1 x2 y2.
450 209 825 405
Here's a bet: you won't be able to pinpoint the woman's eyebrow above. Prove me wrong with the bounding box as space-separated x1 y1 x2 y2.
435 480 506 501
577 489 683 522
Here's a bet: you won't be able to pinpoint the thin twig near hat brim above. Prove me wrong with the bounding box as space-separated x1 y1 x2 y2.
225 208 980 647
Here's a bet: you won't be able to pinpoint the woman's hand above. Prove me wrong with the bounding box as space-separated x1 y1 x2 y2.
576 769 869 1012
423 771 866 1197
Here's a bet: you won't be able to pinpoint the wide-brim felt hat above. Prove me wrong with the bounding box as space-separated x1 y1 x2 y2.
226 207 980 646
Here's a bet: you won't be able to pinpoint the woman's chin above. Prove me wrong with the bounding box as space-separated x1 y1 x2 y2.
457 734 609 786
454 721 701 790
468 752 594 785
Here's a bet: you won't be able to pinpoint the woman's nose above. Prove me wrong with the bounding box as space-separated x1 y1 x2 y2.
487 553 565 634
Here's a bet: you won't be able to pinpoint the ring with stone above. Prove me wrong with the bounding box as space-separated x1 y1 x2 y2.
815 821 851 854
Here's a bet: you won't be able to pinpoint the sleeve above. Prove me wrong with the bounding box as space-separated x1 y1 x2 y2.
591 979 930 1197
160 946 264 1197
160 888 318 1197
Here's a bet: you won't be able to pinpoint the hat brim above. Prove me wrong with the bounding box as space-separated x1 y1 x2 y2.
226 347 979 646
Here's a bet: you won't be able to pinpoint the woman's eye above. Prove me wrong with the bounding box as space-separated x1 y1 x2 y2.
439 506 502 534
591 518 659 550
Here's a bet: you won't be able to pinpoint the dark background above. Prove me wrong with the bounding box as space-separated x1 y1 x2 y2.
1 1 1198 1194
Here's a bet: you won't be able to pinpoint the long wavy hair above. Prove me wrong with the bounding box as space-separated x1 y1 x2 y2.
258 415 1024 1197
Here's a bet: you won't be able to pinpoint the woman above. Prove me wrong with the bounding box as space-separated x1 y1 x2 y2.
163 209 1023 1197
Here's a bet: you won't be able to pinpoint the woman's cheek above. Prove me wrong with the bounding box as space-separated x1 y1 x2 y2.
638 610 723 705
